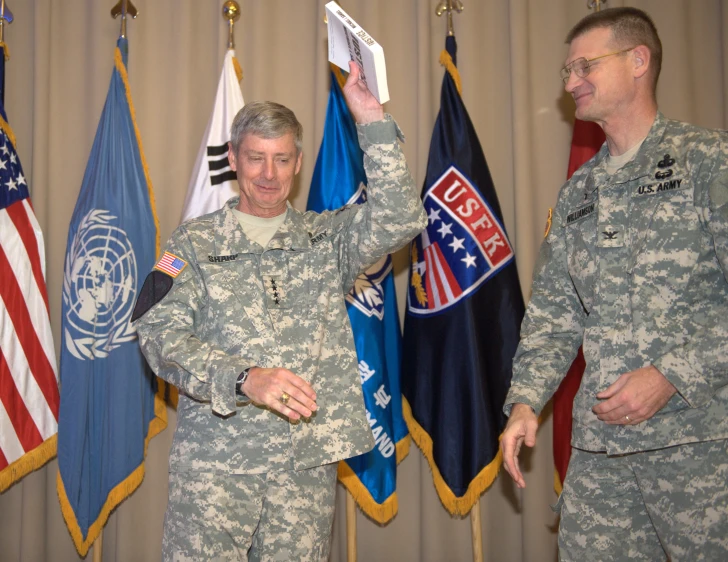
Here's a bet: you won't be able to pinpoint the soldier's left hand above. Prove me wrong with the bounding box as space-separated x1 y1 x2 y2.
592 365 678 425
342 60 385 125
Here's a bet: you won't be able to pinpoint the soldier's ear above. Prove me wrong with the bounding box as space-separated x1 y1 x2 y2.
294 150 303 175
632 45 650 79
228 142 238 172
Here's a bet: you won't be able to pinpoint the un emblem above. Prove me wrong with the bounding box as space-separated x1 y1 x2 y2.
63 209 138 360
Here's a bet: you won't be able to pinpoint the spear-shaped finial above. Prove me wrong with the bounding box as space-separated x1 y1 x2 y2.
435 0 464 37
111 0 138 39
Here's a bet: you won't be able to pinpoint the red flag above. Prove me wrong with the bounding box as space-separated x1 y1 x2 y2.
552 119 604 493
0 114 60 492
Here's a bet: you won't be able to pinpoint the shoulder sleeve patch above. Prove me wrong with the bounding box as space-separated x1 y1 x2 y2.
131 270 175 322
154 251 187 278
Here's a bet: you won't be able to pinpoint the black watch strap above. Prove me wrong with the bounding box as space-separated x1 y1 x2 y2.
235 368 252 397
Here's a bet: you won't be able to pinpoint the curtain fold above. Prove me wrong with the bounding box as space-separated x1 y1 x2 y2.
1 1 725 560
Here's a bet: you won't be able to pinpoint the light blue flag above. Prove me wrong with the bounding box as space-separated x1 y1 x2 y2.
307 69 408 523
56 38 167 557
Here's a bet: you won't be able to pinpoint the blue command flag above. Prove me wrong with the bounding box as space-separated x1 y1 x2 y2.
401 37 526 515
56 38 168 556
307 69 409 523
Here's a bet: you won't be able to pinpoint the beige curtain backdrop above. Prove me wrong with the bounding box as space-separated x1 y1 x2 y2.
1 1 726 560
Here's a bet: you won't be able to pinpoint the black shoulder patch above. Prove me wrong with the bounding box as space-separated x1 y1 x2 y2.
132 270 174 322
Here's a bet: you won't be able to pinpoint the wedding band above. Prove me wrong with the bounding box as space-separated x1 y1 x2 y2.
280 392 290 405
624 415 630 421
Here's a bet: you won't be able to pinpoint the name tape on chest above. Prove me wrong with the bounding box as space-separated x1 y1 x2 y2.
566 202 596 225
207 253 239 262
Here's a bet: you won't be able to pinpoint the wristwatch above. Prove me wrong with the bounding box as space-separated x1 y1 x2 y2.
235 368 252 398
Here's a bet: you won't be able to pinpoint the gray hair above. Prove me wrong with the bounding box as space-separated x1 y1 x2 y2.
229 101 303 155
566 7 662 96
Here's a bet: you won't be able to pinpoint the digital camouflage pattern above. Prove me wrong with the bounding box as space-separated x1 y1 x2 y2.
506 112 728 454
163 463 338 562
556 440 728 561
135 115 427 475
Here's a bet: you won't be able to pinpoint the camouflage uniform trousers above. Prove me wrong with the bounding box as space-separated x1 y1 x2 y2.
556 440 728 561
162 463 338 562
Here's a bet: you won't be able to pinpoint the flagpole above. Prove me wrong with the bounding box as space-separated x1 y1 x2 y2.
434 4 486 562
222 1 240 49
346 492 357 562
88 6 140 562
0 1 13 107
587 0 607 12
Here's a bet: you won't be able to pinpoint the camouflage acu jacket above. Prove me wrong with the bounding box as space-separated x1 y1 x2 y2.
135 117 427 473
506 112 728 454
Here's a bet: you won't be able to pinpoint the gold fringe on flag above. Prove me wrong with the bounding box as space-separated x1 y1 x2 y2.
403 397 503 516
0 40 10 60
439 49 462 96
332 64 347 90
232 55 244 83
114 46 161 259
337 460 399 524
0 435 57 493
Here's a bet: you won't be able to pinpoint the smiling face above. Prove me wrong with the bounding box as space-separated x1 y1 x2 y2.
228 132 302 218
564 27 635 123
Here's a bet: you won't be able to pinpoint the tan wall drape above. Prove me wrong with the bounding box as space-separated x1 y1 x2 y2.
1 1 726 561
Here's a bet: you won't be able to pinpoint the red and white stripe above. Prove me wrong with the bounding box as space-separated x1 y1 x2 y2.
424 242 463 310
0 198 59 479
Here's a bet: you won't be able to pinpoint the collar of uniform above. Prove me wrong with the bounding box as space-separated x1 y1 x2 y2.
590 112 668 189
265 203 310 251
215 196 261 255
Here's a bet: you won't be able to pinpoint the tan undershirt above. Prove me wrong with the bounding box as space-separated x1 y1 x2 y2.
232 208 287 249
605 137 646 175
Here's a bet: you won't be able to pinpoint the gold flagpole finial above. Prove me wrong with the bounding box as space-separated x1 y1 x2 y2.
587 0 607 12
223 1 241 49
111 0 138 39
0 1 14 45
435 0 464 37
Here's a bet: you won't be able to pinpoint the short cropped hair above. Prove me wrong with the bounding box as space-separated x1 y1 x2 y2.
230 101 303 155
566 7 662 95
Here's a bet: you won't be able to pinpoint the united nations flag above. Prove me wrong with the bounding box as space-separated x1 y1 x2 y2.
56 38 168 557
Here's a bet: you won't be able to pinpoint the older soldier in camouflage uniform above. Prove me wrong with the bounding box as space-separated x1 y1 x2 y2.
501 8 728 562
133 61 427 562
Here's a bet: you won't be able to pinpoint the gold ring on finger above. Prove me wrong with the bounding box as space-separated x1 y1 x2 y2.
280 391 290 405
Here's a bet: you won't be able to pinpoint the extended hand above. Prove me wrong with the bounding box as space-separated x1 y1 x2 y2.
342 60 385 124
242 367 317 421
592 365 677 425
500 403 539 489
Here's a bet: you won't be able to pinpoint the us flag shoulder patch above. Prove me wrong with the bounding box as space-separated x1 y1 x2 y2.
408 165 514 315
154 251 187 278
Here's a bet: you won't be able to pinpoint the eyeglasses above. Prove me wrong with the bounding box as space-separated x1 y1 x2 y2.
560 48 634 84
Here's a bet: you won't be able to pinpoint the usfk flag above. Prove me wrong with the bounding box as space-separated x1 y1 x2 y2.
0 42 60 492
180 49 244 222
401 37 525 515
56 38 168 557
307 69 409 523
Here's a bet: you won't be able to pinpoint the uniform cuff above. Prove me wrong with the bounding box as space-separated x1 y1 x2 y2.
356 114 405 145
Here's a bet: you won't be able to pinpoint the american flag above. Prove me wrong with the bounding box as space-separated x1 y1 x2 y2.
0 113 60 491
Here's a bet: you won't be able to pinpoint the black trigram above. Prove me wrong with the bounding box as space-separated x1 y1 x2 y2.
207 143 237 186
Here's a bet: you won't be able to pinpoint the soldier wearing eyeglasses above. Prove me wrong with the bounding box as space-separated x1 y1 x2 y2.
501 7 728 560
